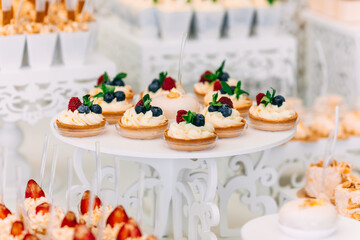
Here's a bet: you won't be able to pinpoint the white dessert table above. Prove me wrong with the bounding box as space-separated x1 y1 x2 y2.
241 214 360 240
50 117 296 240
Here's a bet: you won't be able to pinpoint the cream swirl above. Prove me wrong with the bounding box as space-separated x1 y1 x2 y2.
204 91 250 108
0 215 17 235
57 110 104 126
249 102 296 121
93 98 133 113
168 122 215 140
80 205 113 228
121 108 167 127
27 207 64 233
52 226 74 240
24 197 47 212
203 108 243 128
88 85 133 98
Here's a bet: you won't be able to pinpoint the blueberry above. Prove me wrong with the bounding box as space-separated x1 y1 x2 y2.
193 114 205 127
230 86 236 94
135 105 146 114
104 93 115 103
90 104 102 114
218 72 230 82
219 104 232 117
112 77 125 87
77 104 90 114
150 106 163 117
148 79 161 93
220 88 226 94
114 91 126 102
271 95 286 107
208 105 218 112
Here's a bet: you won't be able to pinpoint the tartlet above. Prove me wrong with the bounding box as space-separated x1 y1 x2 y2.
164 110 217 151
249 88 298 131
141 72 180 99
203 80 252 117
335 179 360 220
118 94 168 139
56 95 106 137
310 115 347 139
92 83 133 124
203 93 246 138
341 111 360 136
89 72 135 101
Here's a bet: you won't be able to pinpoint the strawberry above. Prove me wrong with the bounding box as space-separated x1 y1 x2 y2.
136 99 143 106
218 97 233 109
80 190 102 215
0 203 11 220
106 206 129 228
73 224 96 240
199 70 212 83
213 80 222 91
35 202 50 215
117 222 142 240
176 110 187 124
11 221 24 237
61 211 77 228
97 74 105 85
256 93 266 106
68 97 82 112
161 77 176 91
23 233 39 240
25 179 45 199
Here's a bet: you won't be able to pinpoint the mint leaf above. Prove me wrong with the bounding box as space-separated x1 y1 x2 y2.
220 81 233 95
182 111 196 124
234 80 249 100
159 72 168 85
209 93 222 107
215 60 226 77
271 88 276 98
103 72 110 83
93 92 104 98
204 73 218 82
82 94 93 107
114 72 127 79
142 94 152 110
267 0 276 5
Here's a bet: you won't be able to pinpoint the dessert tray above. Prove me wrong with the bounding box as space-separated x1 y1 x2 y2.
241 214 360 240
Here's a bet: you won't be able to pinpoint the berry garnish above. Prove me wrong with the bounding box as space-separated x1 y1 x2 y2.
23 233 39 240
148 79 161 93
78 105 90 114
93 84 116 103
150 106 163 117
80 190 102 215
218 72 230 82
35 202 50 215
220 81 249 100
68 97 82 112
135 105 146 114
203 60 228 82
61 211 77 228
97 74 105 86
0 204 11 220
193 114 205 127
117 221 142 240
176 110 187 124
25 179 45 199
256 93 266 106
11 221 24 237
199 70 213 83
213 80 222 91
90 104 102 114
271 95 286 107
135 94 152 114
114 91 126 102
112 72 127 87
219 105 232 117
208 105 218 112
218 97 233 109
257 88 278 107
104 92 115 103
136 99 143 106
74 224 96 240
162 76 176 91
107 206 129 228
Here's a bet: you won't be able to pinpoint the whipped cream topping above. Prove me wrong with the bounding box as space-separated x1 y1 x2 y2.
204 91 250 108
24 197 47 212
93 98 133 113
203 108 243 128
88 85 133 98
96 223 123 240
0 231 26 240
167 122 215 140
142 88 171 99
52 226 74 240
249 102 296 121
342 111 360 134
27 206 64 233
0 215 17 235
121 108 167 127
57 110 104 126
80 205 113 228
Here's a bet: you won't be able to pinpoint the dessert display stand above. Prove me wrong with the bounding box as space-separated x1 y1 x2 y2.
50 118 295 239
0 54 116 192
304 10 360 106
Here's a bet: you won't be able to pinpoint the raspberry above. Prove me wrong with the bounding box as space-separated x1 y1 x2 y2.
68 97 82 112
218 97 233 108
136 99 143 106
199 70 212 83
176 110 187 124
97 74 105 85
213 80 222 91
256 93 266 106
162 77 176 91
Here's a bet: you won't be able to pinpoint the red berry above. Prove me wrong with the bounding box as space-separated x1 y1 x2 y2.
213 80 222 91
97 74 105 85
68 97 82 112
256 93 266 106
176 110 187 124
199 70 212 83
136 99 143 106
218 97 233 108
25 179 45 199
162 77 176 91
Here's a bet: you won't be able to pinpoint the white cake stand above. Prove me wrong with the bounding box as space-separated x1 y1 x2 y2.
242 214 360 240
50 117 296 240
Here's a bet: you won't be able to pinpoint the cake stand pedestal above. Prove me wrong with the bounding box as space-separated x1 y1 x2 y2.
50 118 295 239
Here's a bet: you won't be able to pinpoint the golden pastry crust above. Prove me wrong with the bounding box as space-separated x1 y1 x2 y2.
56 119 106 137
56 119 105 130
249 112 298 131
125 89 135 100
118 119 169 139
164 129 217 151
102 111 127 124
193 86 207 104
214 119 246 138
